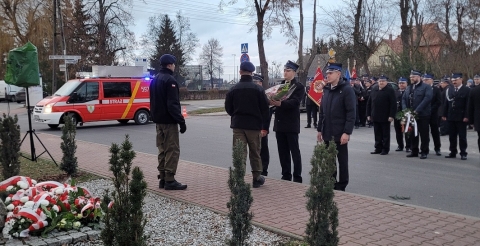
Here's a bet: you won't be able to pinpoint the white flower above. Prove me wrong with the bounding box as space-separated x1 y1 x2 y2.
23 201 34 208
39 200 49 206
55 187 64 195
76 214 83 219
73 221 81 229
6 212 13 218
20 218 25 223
59 218 67 226
6 186 14 192
31 179 37 185
5 197 11 203
6 204 14 211
16 181 28 189
20 196 29 203
52 205 60 212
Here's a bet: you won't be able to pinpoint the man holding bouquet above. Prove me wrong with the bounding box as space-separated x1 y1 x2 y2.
270 60 305 183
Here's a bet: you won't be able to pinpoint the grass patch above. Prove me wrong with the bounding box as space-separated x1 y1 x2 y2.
188 107 225 115
0 153 102 183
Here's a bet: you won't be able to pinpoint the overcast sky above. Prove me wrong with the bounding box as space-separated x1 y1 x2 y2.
129 0 343 80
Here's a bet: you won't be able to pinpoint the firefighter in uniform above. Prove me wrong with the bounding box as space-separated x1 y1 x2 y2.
423 73 442 156
394 77 410 152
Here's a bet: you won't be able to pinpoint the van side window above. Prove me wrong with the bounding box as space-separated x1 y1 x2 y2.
103 82 132 98
75 82 99 102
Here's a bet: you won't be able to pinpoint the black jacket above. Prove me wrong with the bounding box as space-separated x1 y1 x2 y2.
402 81 433 117
395 89 406 112
468 86 480 130
225 75 269 130
317 78 356 142
443 85 470 122
366 85 396 122
430 86 442 117
272 78 305 133
150 68 184 124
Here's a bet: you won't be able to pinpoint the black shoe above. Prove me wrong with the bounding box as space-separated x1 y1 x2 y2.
445 154 456 158
253 176 265 188
305 125 311 128
370 151 382 154
406 153 418 157
435 150 442 156
395 147 404 151
380 151 388 155
281 176 292 181
261 171 268 176
461 155 467 160
164 180 187 190
420 154 427 159
159 179 165 189
406 148 411 153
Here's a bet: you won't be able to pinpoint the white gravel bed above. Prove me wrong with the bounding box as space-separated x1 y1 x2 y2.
72 179 289 246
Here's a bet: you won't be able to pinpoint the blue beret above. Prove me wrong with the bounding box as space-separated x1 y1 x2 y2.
398 77 408 82
160 54 176 65
284 60 299 71
410 69 422 76
253 73 264 81
240 61 255 72
451 73 462 79
370 76 378 81
423 73 434 79
378 75 388 81
326 63 342 72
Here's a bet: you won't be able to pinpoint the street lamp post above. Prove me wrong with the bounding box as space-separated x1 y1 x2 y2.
232 54 236 82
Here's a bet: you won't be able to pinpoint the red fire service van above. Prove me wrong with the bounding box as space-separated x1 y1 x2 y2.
33 66 152 129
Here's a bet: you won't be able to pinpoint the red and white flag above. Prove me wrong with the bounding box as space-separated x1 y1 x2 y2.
307 66 325 107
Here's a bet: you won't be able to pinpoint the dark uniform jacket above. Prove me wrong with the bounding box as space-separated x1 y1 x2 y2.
351 84 363 105
430 86 442 117
443 85 470 122
395 89 406 113
150 68 184 125
364 86 373 103
272 78 305 133
317 78 356 142
225 75 269 131
305 86 315 106
402 81 433 117
366 85 396 123
468 86 480 130
438 86 448 117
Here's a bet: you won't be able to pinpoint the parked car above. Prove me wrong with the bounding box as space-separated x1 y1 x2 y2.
15 88 26 103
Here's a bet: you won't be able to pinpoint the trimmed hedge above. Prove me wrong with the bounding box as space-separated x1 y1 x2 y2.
179 88 228 100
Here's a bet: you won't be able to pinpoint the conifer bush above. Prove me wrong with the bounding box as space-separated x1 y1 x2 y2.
101 135 148 246
226 139 253 246
0 114 21 179
60 115 78 176
305 142 339 246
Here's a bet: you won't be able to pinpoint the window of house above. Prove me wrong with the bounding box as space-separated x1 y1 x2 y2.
103 82 132 98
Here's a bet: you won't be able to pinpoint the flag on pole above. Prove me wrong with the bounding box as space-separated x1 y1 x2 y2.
308 66 325 106
351 60 357 79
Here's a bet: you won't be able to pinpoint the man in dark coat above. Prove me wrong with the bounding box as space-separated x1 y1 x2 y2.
356 78 368 127
150 54 187 190
439 77 451 136
468 73 480 155
394 77 410 152
351 78 364 129
317 63 356 191
225 63 269 187
364 80 373 128
423 73 442 156
402 69 433 159
304 81 318 128
270 60 305 183
367 75 396 155
443 73 471 160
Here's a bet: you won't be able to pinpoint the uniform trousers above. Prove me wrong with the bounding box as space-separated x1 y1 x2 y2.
410 116 430 155
448 121 468 156
260 134 269 176
359 101 367 126
233 128 263 179
305 104 318 126
156 124 180 182
429 112 441 151
325 141 349 191
275 132 302 183
373 122 391 153
394 118 410 149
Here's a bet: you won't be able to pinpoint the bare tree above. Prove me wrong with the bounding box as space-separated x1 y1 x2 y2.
199 38 223 89
400 0 411 55
175 11 199 65
219 0 296 88
296 0 318 86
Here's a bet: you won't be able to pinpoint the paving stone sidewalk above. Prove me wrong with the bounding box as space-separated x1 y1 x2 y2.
20 133 480 246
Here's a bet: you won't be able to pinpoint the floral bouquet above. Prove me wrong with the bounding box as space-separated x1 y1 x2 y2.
0 176 105 238
396 108 418 136
265 81 297 101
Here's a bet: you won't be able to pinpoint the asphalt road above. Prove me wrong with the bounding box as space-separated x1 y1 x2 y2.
2 100 480 218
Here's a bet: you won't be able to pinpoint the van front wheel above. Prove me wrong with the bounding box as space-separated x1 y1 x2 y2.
134 110 149 125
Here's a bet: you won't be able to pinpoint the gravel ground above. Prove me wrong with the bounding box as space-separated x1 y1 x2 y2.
72 179 290 246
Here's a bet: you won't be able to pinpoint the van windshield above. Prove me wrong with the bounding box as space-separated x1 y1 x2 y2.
53 80 81 96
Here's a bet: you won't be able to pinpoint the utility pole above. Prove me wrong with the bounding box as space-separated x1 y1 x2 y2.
232 54 236 82
52 0 57 95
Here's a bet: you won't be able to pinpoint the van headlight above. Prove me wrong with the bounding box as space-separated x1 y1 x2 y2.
44 103 54 114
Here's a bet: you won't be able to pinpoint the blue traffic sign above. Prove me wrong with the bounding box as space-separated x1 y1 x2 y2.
241 43 248 53
240 53 250 62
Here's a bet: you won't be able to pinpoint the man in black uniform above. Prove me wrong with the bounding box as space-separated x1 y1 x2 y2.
351 78 364 129
367 75 396 155
304 81 318 128
443 73 470 160
402 69 433 159
364 80 373 128
270 61 305 183
150 54 187 190
439 77 451 136
468 73 480 156
317 63 356 191
394 77 410 152
225 62 269 187
356 78 367 127
423 73 442 156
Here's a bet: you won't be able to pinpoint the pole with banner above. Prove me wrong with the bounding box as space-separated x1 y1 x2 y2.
307 59 325 107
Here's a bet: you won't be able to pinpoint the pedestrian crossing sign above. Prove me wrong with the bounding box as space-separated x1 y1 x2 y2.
241 43 248 54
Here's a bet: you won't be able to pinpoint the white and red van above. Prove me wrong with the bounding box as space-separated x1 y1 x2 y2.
33 77 151 129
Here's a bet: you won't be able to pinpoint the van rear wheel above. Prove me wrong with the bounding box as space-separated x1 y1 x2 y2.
48 124 59 129
134 110 149 125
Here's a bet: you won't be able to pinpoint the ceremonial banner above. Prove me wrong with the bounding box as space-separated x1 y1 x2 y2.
307 66 325 106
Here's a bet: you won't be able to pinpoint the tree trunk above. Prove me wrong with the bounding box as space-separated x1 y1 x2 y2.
297 0 317 86
297 0 304 85
353 0 363 70
400 0 411 55
255 0 270 89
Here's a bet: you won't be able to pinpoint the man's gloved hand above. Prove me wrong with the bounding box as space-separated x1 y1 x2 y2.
179 122 187 134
